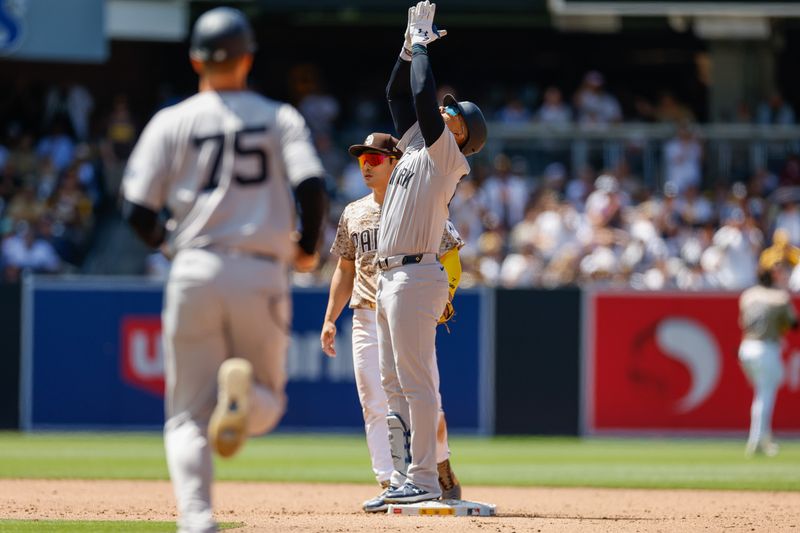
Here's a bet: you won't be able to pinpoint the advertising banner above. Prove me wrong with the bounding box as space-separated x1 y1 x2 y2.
585 291 800 433
22 278 486 432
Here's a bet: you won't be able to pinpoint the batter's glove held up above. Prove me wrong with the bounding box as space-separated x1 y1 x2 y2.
409 1 447 47
400 6 415 60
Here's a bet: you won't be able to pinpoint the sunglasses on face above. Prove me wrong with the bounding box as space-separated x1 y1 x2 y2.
444 105 461 117
358 152 393 169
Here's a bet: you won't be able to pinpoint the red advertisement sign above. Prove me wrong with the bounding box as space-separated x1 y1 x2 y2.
120 316 164 397
587 292 800 433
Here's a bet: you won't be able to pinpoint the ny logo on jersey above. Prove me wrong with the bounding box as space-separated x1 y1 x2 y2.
389 167 414 189
351 227 378 254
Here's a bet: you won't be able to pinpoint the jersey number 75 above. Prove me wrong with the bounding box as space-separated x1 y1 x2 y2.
193 125 268 191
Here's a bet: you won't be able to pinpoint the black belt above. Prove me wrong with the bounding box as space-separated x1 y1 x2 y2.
376 253 439 272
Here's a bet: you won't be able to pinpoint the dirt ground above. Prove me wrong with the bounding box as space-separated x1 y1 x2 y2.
1 479 799 532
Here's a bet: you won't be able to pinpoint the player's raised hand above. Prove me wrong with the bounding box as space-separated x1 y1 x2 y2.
294 246 320 273
320 320 337 357
409 1 447 47
401 6 414 56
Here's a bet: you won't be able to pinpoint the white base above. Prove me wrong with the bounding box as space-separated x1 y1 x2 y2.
387 499 497 517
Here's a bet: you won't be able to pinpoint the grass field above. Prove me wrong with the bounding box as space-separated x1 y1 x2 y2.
1 432 799 491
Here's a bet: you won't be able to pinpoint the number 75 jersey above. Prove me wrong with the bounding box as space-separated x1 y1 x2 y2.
122 91 324 262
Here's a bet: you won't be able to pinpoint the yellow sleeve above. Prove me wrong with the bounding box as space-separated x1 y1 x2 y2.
440 248 462 300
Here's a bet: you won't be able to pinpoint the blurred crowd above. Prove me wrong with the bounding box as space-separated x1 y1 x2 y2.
3 68 800 291
0 80 143 281
492 70 796 128
317 146 800 291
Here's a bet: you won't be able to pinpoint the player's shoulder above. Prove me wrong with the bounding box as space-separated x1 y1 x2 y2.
345 194 379 216
342 194 379 224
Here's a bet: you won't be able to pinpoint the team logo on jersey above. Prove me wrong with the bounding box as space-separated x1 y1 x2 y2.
0 0 27 56
389 167 414 189
351 227 379 254
121 316 165 397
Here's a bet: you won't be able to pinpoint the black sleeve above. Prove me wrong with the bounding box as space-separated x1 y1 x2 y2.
294 176 329 255
411 44 446 148
386 57 417 138
121 199 165 248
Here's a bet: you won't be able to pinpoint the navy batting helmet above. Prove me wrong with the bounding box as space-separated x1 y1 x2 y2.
190 7 256 63
443 94 487 156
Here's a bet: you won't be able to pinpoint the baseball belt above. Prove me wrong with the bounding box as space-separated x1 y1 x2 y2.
376 253 439 272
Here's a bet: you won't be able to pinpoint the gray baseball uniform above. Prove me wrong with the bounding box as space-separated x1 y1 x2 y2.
331 193 464 484
123 90 323 531
376 122 469 494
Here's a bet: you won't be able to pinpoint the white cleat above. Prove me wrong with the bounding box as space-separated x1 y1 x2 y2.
209 358 253 458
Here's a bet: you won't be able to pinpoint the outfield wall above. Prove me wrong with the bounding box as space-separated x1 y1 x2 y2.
13 277 800 436
19 277 491 433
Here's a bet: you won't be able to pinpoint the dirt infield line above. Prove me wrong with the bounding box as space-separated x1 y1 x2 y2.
1 479 797 532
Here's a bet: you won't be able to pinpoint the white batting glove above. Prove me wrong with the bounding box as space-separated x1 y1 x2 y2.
409 1 447 47
400 6 414 61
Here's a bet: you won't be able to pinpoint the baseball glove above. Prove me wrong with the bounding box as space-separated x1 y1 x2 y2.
438 300 455 332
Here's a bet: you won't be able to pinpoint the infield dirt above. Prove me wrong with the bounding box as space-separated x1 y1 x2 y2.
1 479 797 532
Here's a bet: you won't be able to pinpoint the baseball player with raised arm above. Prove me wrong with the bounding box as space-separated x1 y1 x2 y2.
738 251 798 457
320 132 463 512
121 7 327 532
368 1 487 506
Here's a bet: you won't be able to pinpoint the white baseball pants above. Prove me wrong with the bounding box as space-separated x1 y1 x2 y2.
739 339 784 450
162 248 290 533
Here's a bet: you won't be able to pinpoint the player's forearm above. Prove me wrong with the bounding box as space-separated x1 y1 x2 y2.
410 44 445 148
121 199 165 248
294 177 329 255
324 265 354 323
386 57 416 137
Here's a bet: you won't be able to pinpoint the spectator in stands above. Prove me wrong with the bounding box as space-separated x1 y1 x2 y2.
675 184 714 227
6 184 44 225
586 174 625 229
535 86 572 125
289 63 340 138
477 230 505 286
47 168 93 265
712 208 761 290
499 243 541 288
574 71 622 127
773 199 800 247
36 119 75 173
1 220 61 281
496 96 532 124
664 122 703 193
478 153 530 231
8 132 38 179
756 92 795 126
43 82 94 141
449 177 486 253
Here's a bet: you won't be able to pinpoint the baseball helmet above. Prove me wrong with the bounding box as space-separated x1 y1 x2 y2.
190 7 257 63
443 94 487 156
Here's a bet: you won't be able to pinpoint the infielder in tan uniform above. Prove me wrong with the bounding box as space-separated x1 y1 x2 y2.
738 252 798 457
122 8 327 532
372 1 487 505
321 132 462 512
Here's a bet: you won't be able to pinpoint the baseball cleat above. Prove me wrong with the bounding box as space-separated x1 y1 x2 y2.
209 358 253 458
383 482 439 504
437 459 462 500
362 483 395 513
